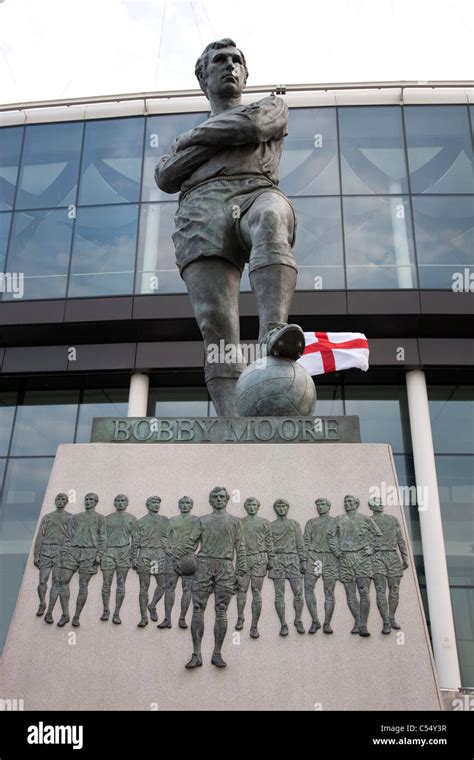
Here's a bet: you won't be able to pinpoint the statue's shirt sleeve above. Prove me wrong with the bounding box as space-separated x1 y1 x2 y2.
156 96 289 195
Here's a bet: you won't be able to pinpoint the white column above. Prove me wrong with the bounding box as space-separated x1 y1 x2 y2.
127 372 149 417
406 369 461 688
389 181 414 289
140 204 161 294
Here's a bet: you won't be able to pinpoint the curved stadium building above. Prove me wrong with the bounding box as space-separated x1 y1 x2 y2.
0 81 472 698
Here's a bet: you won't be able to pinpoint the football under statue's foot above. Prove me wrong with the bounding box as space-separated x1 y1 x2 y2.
185 654 203 669
259 324 305 360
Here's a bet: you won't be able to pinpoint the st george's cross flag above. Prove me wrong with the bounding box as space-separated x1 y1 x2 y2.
298 332 369 376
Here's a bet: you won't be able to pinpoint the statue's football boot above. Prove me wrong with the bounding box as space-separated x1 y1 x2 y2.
259 323 305 360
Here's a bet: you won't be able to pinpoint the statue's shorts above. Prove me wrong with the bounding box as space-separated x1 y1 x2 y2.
306 550 339 580
339 550 373 583
192 557 236 595
38 544 62 569
60 547 99 575
135 547 166 575
372 549 403 577
173 175 297 276
100 546 131 571
238 552 268 589
268 552 302 580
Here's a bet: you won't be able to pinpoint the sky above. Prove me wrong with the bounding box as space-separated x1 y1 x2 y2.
0 0 473 106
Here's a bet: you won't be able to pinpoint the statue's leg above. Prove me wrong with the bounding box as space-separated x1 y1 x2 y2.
113 568 128 623
213 588 232 664
179 576 193 627
240 193 299 345
373 573 391 633
289 576 305 633
236 572 250 629
356 577 371 636
250 575 264 635
273 578 287 634
45 566 61 622
57 568 75 625
304 572 320 631
185 589 210 668
101 569 114 620
160 571 179 627
73 572 92 625
37 565 51 615
387 575 402 628
138 572 151 627
182 258 244 416
323 578 336 632
343 580 360 633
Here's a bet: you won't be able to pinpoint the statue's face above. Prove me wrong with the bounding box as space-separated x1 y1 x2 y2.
114 495 128 511
344 495 359 513
244 498 260 516
179 497 193 514
316 499 331 515
369 497 384 513
274 500 289 517
55 493 68 509
84 493 98 510
206 46 246 98
210 489 228 511
147 497 161 513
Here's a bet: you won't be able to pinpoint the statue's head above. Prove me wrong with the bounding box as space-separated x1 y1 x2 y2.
344 495 360 513
368 496 384 513
244 496 260 516
273 498 289 517
179 496 194 514
55 493 69 509
315 498 331 515
195 38 248 99
84 493 99 510
209 486 229 511
146 495 161 513
114 494 128 511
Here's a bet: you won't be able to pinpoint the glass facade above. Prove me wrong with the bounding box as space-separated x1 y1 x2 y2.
1 104 473 299
428 386 474 687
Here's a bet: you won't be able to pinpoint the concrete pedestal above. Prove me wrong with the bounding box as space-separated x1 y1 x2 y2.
0 443 441 711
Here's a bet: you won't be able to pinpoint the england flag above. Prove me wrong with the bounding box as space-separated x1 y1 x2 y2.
298 332 369 376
